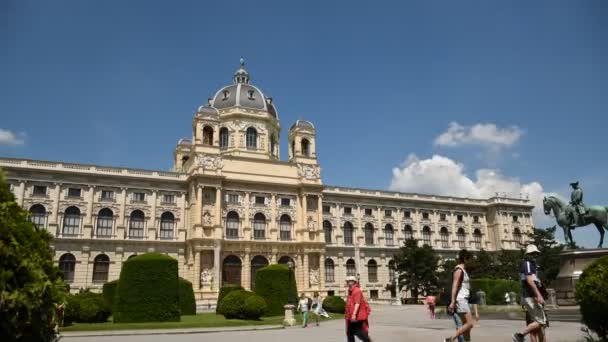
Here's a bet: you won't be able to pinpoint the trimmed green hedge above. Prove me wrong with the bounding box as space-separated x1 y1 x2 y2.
216 285 244 314
470 278 520 305
322 296 345 314
64 291 111 325
219 290 267 320
253 264 298 316
576 255 608 339
113 253 180 323
178 277 196 315
102 280 118 311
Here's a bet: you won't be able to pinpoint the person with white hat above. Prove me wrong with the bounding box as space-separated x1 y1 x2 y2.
344 275 372 342
512 244 548 342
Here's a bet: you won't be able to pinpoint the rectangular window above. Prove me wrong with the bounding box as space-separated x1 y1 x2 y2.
385 228 394 246
422 212 429 220
473 216 479 223
364 208 373 216
281 198 291 207
440 213 446 221
227 194 239 204
457 214 464 222
255 196 265 205
370 290 379 300
133 192 146 202
67 188 81 198
513 215 519 222
404 211 411 218
344 227 353 245
344 207 352 215
327 290 335 297
101 190 114 201
33 185 47 196
323 205 330 213
163 194 175 204
385 209 392 217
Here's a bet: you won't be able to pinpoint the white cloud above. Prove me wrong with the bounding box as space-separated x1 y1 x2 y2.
0 129 25 145
434 122 523 148
389 154 549 224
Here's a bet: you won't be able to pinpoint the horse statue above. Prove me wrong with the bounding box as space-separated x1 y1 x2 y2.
543 195 608 248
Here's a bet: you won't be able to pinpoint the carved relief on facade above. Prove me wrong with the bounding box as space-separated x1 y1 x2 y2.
307 216 316 231
297 163 320 180
203 211 213 227
196 154 223 170
309 268 320 286
58 202 87 215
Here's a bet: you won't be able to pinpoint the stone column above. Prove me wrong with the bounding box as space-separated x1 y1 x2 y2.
243 251 251 290
149 190 158 240
356 205 362 245
194 248 201 289
215 187 222 226
303 253 310 290
302 194 308 235
319 253 326 291
244 192 251 240
271 193 277 239
180 192 187 240
317 195 323 241
120 188 127 226
18 181 25 206
86 185 95 225
336 203 341 245
295 195 301 239
213 240 221 290
51 183 61 226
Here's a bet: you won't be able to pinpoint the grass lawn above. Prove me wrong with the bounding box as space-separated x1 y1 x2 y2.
61 312 344 332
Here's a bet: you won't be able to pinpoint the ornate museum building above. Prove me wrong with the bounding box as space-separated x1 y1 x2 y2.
1 60 534 307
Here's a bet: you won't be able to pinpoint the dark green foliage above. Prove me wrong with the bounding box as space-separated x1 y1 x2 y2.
576 255 608 339
0 172 68 341
470 278 520 305
64 291 111 325
178 277 196 315
253 264 298 316
102 280 118 311
394 239 439 300
218 290 266 319
322 296 345 313
216 285 244 314
113 253 180 323
242 294 268 320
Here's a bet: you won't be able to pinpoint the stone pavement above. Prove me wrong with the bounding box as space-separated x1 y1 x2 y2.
64 305 586 342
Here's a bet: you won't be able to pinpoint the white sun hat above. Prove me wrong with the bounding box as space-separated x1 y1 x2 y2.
525 244 540 255
345 276 358 282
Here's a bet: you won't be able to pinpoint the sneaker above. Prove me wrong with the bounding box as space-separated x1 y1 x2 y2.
512 333 525 342
444 338 452 342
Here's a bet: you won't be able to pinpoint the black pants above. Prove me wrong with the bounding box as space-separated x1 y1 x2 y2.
347 321 371 342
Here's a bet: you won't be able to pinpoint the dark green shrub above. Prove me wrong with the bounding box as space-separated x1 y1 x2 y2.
0 173 68 341
242 294 268 320
63 291 110 325
102 280 118 311
253 264 297 316
216 285 244 314
576 255 608 340
322 296 345 314
178 277 196 315
470 278 520 305
220 290 254 319
113 253 180 323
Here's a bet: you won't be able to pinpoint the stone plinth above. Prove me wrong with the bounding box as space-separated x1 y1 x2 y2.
555 248 608 306
283 304 296 327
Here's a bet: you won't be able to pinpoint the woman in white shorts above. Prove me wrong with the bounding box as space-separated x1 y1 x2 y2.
445 250 474 342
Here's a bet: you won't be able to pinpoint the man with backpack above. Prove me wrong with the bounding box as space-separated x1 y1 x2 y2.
345 276 372 342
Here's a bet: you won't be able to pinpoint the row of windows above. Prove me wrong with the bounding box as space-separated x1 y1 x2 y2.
323 206 483 223
226 211 293 240
30 185 177 204
29 205 176 239
324 258 390 284
205 126 279 157
58 253 109 283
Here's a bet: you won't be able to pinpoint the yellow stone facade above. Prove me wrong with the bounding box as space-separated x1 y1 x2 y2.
0 61 533 308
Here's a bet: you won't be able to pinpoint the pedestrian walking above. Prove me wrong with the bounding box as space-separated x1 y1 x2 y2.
297 293 310 328
444 249 474 342
345 276 372 342
310 292 328 326
426 294 437 319
512 244 548 342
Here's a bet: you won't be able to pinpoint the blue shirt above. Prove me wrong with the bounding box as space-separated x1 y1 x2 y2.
520 260 540 298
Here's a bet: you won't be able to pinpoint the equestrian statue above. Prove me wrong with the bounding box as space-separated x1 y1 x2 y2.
543 181 608 248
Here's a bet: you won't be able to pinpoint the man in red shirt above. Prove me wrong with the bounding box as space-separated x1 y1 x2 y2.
345 276 372 342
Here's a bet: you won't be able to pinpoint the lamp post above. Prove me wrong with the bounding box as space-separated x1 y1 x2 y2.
283 259 296 327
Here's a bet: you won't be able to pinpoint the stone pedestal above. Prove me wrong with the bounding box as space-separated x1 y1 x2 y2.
545 288 557 308
555 248 608 306
476 290 486 306
283 304 296 327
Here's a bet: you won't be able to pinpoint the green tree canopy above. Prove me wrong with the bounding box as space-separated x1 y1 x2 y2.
393 239 439 299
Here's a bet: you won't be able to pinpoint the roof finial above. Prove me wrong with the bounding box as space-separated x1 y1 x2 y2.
240 56 245 67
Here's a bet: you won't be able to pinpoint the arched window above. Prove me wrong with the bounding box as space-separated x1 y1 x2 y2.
324 258 335 283
301 138 310 157
160 212 175 240
219 127 229 150
456 228 466 248
202 126 214 146
440 227 449 248
92 254 110 283
422 226 431 246
250 255 269 290
270 135 277 157
278 256 294 265
368 259 378 283
29 204 46 229
343 221 354 245
279 214 292 240
129 210 145 239
513 228 522 247
59 253 76 283
222 255 242 286
384 224 394 246
346 259 356 277
226 211 239 239
96 208 113 237
404 224 413 240
473 229 482 249
62 206 80 236
323 220 332 244
364 223 374 245
253 213 266 240
246 127 257 150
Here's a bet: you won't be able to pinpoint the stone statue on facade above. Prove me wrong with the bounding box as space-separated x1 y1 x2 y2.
307 217 316 232
200 268 213 286
543 181 608 248
203 211 213 226
309 269 319 286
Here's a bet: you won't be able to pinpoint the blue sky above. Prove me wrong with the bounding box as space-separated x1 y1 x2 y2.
1 1 607 246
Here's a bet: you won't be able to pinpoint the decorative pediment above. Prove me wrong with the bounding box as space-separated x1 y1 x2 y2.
196 154 223 170
297 163 320 180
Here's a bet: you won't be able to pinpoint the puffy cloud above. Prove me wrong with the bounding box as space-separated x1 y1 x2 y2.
434 122 523 148
389 154 548 223
0 129 25 145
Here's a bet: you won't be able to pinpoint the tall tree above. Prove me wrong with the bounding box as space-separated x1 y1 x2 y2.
0 172 67 341
527 226 564 287
394 239 439 300
468 249 495 279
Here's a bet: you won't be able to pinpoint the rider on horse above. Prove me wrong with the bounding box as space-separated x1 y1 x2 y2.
569 181 588 226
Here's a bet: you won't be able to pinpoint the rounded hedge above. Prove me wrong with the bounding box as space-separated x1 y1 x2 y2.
322 296 345 314
216 285 244 314
113 253 180 323
576 255 608 339
253 264 298 316
64 291 111 325
243 294 268 320
102 280 118 311
219 290 260 319
178 277 196 315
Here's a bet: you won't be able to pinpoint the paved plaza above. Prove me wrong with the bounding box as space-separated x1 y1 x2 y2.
65 305 586 342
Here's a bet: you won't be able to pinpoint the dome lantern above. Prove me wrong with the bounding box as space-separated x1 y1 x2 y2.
233 57 250 84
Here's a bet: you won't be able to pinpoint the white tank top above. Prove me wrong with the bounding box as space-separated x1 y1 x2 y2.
455 266 470 300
